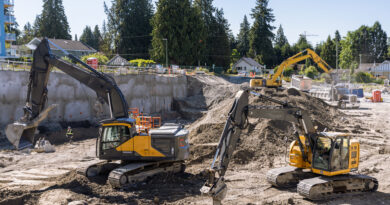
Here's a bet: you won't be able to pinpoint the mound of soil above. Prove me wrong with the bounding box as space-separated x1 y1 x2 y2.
188 87 345 168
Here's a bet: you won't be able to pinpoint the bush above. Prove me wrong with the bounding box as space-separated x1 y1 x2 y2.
284 67 294 77
227 68 238 74
304 66 319 79
354 72 373 83
81 53 109 64
129 59 156 67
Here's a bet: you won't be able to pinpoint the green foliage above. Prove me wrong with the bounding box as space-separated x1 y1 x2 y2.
274 24 288 48
274 25 291 65
151 0 205 66
354 72 373 83
283 67 294 77
237 15 250 56
81 53 109 64
226 67 238 74
249 0 275 68
105 0 153 60
292 35 312 53
231 49 240 64
320 36 336 68
304 66 319 79
340 22 387 68
129 59 156 67
194 0 231 68
34 0 71 39
61 56 72 63
17 22 34 45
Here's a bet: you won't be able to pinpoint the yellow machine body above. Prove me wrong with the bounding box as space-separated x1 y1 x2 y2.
288 133 359 177
99 121 189 161
250 49 332 88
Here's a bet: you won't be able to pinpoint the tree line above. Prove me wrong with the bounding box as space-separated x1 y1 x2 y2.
16 0 389 71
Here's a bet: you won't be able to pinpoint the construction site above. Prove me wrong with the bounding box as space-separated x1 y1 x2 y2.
0 38 389 205
1 0 390 205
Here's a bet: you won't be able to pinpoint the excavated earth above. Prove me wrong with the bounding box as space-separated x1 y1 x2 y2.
1 75 390 205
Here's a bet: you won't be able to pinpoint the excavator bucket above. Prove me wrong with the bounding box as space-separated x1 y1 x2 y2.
5 104 57 149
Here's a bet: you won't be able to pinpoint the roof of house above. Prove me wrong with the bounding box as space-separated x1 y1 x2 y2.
26 38 96 52
372 60 390 72
107 55 130 66
233 57 264 68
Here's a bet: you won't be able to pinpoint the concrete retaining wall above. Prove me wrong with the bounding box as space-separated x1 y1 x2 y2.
0 71 187 127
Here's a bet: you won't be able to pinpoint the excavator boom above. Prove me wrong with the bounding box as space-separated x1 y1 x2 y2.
6 38 129 149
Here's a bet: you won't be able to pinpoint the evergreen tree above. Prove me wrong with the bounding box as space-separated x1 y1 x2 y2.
292 35 312 53
74 34 78 41
212 9 231 68
80 26 94 48
35 0 71 39
274 24 290 64
333 30 341 68
194 0 231 67
249 0 275 67
320 36 336 68
99 20 113 56
237 15 250 57
93 25 102 50
274 24 288 48
105 0 154 59
18 22 34 44
151 0 205 65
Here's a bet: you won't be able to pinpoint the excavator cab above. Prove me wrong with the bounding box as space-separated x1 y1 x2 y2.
311 133 358 176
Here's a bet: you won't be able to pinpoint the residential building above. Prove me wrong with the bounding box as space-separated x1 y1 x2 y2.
233 57 265 73
0 0 16 58
107 55 130 67
26 38 96 58
372 60 390 79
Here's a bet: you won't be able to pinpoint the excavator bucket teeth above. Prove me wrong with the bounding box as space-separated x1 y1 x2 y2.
5 104 57 149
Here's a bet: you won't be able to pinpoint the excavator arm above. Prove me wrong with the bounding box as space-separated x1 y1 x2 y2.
6 38 129 149
200 90 317 204
270 49 332 85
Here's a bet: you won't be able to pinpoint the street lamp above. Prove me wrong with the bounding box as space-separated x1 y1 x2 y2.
162 38 168 68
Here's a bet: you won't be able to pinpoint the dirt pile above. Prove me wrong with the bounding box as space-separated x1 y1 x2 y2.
188 87 346 167
174 75 242 120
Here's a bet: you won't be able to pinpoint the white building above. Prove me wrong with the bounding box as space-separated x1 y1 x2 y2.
233 57 265 73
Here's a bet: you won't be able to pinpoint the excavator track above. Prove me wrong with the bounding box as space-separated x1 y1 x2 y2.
297 174 378 200
267 166 316 188
108 161 185 188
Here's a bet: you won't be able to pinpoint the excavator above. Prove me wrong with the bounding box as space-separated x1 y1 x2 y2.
5 38 189 187
200 89 377 204
250 48 332 88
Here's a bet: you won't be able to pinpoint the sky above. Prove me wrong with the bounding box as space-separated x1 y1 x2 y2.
14 0 390 45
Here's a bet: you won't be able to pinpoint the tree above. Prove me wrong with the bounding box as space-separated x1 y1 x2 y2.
274 24 290 64
237 15 250 56
74 34 78 41
151 0 205 65
249 0 275 67
80 26 94 48
274 24 288 48
194 0 231 67
339 34 357 70
105 0 154 59
320 36 336 68
18 22 34 44
292 35 312 53
92 25 102 50
34 0 71 39
99 20 113 56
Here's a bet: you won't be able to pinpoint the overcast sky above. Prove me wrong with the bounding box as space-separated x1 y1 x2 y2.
15 0 390 45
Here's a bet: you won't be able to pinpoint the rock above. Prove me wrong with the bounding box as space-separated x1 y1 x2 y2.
68 200 88 205
153 196 159 204
288 198 294 205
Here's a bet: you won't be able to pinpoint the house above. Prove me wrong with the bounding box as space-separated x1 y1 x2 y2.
26 38 96 58
107 54 130 67
356 63 376 73
233 57 265 73
371 61 390 79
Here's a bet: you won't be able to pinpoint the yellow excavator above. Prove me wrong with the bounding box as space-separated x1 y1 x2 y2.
201 90 377 204
5 38 189 188
250 48 332 88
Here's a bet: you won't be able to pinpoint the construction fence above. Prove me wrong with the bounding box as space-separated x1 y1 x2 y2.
0 60 226 75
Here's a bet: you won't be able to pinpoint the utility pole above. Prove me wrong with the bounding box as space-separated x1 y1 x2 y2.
163 38 168 68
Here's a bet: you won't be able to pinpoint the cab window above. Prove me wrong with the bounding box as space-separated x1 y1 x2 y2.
313 136 332 170
330 138 350 171
102 126 130 150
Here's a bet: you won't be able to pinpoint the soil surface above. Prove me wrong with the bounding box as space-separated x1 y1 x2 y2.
1 75 390 205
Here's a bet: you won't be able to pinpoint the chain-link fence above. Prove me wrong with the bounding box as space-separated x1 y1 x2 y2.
0 60 226 76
